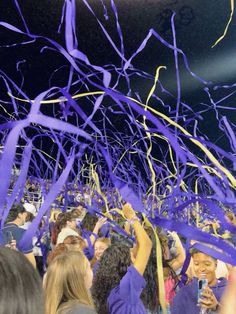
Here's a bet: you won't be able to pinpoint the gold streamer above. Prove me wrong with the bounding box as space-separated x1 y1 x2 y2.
212 0 234 47
143 66 166 207
90 164 109 213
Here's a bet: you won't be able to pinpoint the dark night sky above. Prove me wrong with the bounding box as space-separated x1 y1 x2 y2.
0 1 235 89
0 0 236 150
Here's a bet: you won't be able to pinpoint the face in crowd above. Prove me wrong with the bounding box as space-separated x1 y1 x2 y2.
18 211 28 226
94 239 110 261
192 252 217 286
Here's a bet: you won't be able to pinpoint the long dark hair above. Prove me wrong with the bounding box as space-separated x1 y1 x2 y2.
141 228 179 313
91 244 131 314
0 247 43 314
141 234 159 313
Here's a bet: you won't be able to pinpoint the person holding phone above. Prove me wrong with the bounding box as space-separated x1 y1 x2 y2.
1 203 36 267
4 231 17 250
171 248 227 314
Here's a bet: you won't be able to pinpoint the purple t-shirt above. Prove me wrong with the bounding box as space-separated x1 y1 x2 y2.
171 277 227 314
108 265 147 314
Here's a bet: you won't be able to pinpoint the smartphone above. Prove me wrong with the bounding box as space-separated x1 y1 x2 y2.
197 278 208 304
6 231 14 244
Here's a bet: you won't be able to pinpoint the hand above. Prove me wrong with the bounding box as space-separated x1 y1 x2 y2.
94 217 107 231
5 239 17 250
122 203 136 220
199 286 218 310
124 222 132 235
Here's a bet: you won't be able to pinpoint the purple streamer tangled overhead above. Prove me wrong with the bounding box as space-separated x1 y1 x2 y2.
1 0 236 263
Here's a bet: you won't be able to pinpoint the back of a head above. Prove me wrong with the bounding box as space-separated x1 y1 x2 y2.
47 243 69 266
0 247 43 314
44 251 93 314
58 212 76 231
6 203 26 223
51 212 72 245
81 214 97 231
71 206 85 218
92 244 131 314
63 235 86 250
50 209 62 222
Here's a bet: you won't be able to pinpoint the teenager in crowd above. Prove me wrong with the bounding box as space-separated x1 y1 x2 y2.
44 251 96 314
56 212 79 245
92 237 111 273
171 248 227 314
80 214 108 260
92 203 152 314
140 228 180 313
2 203 36 267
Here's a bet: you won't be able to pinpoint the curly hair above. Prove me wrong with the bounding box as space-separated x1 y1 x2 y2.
141 238 159 313
141 228 179 313
91 244 131 314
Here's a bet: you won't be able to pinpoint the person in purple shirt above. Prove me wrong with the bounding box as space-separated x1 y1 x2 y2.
171 248 227 314
92 203 152 314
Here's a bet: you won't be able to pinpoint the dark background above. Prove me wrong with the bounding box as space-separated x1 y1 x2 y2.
0 0 236 155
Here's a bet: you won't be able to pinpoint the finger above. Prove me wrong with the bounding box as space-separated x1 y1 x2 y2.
199 298 212 306
201 290 212 298
202 286 212 294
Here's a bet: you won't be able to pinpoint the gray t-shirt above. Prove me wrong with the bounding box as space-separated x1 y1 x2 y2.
58 303 97 314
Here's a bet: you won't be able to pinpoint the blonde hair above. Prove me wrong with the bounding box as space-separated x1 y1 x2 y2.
44 251 94 314
50 209 62 222
91 237 111 267
95 237 111 247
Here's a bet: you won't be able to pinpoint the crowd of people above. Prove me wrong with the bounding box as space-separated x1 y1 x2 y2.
0 184 236 313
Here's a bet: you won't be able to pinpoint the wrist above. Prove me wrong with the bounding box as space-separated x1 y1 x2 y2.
93 225 100 233
91 232 99 239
